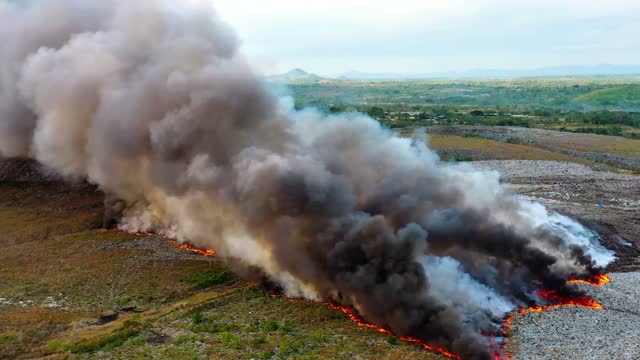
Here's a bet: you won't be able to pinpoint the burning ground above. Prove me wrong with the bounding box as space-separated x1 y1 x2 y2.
0 1 637 359
503 272 640 360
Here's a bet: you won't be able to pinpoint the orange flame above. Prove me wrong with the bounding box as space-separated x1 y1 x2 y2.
499 275 610 359
115 227 612 360
325 303 462 360
170 239 216 256
102 228 218 257
126 229 218 257
267 292 461 359
510 288 604 317
567 273 611 287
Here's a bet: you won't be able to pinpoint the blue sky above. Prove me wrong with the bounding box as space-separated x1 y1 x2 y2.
213 0 640 75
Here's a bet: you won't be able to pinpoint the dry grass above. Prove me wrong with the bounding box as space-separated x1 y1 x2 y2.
79 287 447 360
0 181 445 360
426 134 599 165
540 134 640 157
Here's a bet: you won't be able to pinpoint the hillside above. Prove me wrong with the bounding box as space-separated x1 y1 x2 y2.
289 76 640 112
574 84 640 109
267 69 324 84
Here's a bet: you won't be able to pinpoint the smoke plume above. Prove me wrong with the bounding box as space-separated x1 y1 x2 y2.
0 1 614 358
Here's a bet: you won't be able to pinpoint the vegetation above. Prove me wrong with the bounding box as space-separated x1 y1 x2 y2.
182 269 235 290
93 287 446 360
58 319 143 354
286 76 640 140
0 177 446 360
288 76 640 112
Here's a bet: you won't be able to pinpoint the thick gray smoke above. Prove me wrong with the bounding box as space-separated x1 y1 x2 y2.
0 1 614 358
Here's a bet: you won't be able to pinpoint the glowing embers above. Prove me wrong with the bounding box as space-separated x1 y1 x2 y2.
327 303 462 359
498 274 610 359
170 240 216 257
514 275 607 315
266 293 462 359
104 228 217 257
131 229 217 257
521 290 604 315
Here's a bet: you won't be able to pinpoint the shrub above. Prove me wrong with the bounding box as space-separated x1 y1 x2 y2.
182 268 234 289
191 312 204 324
219 332 243 350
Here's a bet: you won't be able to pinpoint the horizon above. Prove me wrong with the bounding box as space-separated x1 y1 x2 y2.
277 64 640 79
213 0 640 76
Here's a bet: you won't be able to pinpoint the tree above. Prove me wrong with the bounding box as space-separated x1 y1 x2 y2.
367 107 385 118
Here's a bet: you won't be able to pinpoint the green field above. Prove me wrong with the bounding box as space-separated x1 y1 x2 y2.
284 76 640 140
280 76 640 167
287 76 640 112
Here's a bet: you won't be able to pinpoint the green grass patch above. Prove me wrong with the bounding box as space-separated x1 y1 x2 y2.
182 268 234 289
0 334 17 345
256 350 275 359
173 334 201 345
191 322 238 334
219 332 244 350
62 319 142 354
575 84 640 104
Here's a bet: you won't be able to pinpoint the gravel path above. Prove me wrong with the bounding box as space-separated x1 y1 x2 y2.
506 272 640 360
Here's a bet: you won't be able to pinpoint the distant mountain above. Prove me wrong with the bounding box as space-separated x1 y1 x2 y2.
267 68 324 84
337 65 640 80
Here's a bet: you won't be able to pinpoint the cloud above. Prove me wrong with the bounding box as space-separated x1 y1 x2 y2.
212 0 640 74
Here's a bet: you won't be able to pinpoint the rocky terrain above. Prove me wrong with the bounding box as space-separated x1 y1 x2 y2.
474 160 639 360
506 272 640 360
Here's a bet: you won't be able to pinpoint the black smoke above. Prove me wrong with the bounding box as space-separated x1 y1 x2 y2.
0 1 613 358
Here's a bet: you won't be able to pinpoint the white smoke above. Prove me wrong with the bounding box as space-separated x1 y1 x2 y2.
0 1 615 358
420 256 515 319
